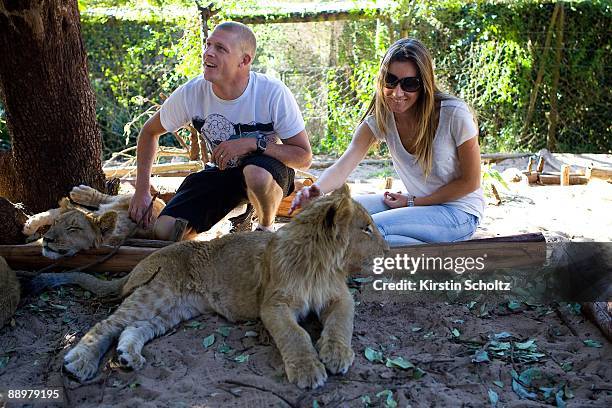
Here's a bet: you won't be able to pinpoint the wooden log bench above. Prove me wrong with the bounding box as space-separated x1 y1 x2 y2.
2 231 609 341
0 232 545 274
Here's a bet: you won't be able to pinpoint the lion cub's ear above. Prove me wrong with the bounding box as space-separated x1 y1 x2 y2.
324 194 354 234
95 211 118 238
330 184 351 198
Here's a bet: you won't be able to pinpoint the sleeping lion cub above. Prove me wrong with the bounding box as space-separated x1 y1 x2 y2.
52 185 386 388
22 185 165 259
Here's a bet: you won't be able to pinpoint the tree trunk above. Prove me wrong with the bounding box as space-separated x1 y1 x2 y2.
0 197 27 244
0 0 105 214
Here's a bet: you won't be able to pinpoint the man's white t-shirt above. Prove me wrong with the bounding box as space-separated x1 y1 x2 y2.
365 99 485 220
160 71 305 168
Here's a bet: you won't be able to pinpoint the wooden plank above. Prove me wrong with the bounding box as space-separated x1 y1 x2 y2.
123 238 173 248
0 233 547 274
103 161 203 178
590 167 612 181
538 174 588 185
0 244 158 273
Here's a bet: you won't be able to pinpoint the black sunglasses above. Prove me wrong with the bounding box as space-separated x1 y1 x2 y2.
384 73 422 92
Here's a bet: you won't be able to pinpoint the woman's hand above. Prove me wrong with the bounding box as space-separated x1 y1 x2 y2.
383 191 409 209
288 184 322 215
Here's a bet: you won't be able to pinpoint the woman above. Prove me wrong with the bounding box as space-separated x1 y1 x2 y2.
291 38 484 247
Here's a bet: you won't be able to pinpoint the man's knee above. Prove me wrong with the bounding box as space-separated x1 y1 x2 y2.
243 165 275 195
154 215 177 241
154 215 196 241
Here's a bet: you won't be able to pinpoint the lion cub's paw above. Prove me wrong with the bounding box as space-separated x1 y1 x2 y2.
23 216 44 235
285 356 327 389
116 347 146 371
63 345 100 382
69 185 96 205
317 337 355 375
105 235 125 247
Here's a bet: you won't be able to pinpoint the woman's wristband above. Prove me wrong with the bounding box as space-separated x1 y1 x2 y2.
406 195 416 207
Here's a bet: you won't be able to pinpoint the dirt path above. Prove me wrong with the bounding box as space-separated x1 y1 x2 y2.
1 284 610 407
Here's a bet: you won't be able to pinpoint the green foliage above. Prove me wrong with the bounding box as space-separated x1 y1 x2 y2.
2 1 608 157
81 13 201 156
406 0 611 153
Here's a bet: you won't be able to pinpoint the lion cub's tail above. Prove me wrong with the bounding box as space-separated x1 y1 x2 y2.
27 272 129 298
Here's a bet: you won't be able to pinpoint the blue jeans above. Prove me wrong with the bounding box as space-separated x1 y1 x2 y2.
354 194 480 247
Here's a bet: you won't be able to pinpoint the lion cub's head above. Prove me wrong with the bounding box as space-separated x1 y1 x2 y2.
42 198 118 259
282 185 388 276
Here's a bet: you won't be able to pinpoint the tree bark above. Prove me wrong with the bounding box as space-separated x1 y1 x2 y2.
0 197 27 244
0 0 106 213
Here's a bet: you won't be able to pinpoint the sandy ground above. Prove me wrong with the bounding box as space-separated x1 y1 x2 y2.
1 154 611 407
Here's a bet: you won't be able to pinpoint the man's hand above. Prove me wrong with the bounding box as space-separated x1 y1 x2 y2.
129 190 154 228
383 191 409 209
212 138 256 170
288 184 322 215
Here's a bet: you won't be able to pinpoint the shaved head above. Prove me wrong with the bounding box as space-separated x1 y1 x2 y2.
214 21 257 60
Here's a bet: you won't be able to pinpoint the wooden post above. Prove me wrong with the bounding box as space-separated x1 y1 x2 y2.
385 177 393 189
560 164 570 186
526 156 535 173
536 157 546 173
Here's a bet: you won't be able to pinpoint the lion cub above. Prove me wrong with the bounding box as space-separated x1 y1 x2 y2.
22 185 165 259
59 185 386 388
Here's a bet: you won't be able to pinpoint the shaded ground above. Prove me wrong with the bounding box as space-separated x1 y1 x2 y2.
1 286 610 407
1 154 611 407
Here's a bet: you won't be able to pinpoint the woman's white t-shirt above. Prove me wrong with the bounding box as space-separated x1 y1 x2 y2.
365 99 485 220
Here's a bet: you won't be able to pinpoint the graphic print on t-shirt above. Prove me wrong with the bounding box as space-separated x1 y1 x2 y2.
192 114 275 168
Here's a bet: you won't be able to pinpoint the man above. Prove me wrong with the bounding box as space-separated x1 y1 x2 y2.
129 22 312 240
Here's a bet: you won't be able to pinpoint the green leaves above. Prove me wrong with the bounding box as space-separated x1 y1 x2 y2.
234 354 250 363
185 321 204 330
216 326 231 338
472 349 490 363
385 357 414 370
364 347 384 363
202 334 215 348
364 347 424 380
488 389 499 407
0 356 9 369
218 343 233 354
583 339 602 348
515 339 536 350
375 390 397 408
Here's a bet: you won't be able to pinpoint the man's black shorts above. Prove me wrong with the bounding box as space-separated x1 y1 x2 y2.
160 155 295 233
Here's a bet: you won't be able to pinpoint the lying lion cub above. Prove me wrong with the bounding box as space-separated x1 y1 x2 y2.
50 185 385 388
22 185 165 259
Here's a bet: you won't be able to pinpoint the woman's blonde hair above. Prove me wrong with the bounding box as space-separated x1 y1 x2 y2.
362 38 457 177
